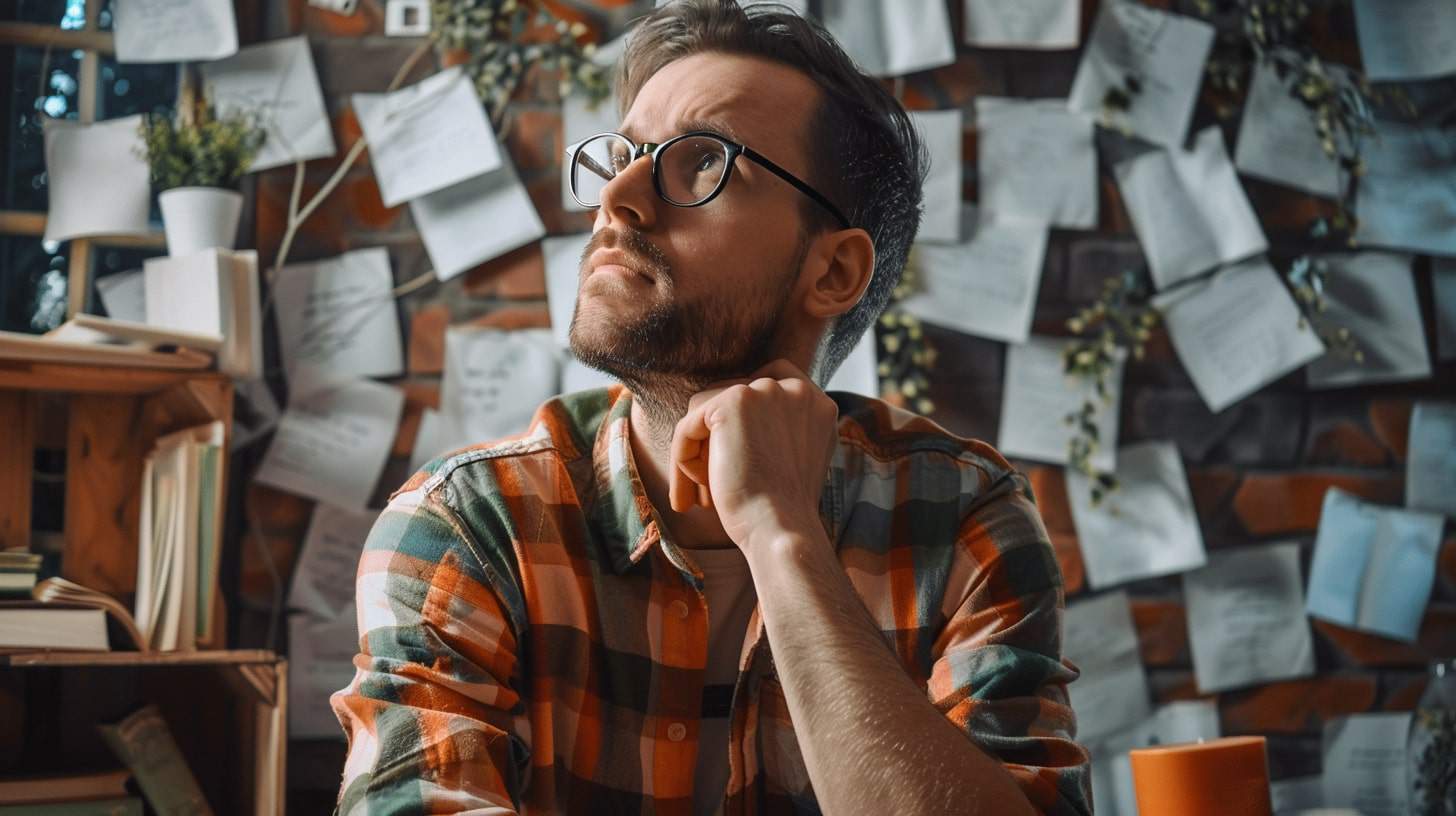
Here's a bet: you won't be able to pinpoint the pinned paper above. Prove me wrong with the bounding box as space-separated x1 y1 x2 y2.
43 116 151 243
1063 591 1152 743
442 327 560 443
1355 121 1456 257
820 0 956 78
975 97 1097 229
1306 487 1443 642
288 505 379 620
910 109 964 243
900 208 1048 344
1351 0 1456 81
200 36 336 172
1406 401 1456 518
1069 0 1215 147
411 154 546 281
353 66 502 206
998 335 1123 472
1114 127 1267 290
1321 713 1412 816
1182 543 1315 693
1154 258 1325 413
544 233 592 348
963 0 1079 49
288 610 359 740
274 248 404 382
254 367 405 511
113 0 238 63
1306 252 1431 389
1067 441 1206 589
1234 59 1343 199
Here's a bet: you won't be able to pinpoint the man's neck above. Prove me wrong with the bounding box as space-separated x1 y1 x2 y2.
628 396 738 551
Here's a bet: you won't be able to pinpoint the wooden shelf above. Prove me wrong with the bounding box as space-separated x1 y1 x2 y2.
1 649 277 669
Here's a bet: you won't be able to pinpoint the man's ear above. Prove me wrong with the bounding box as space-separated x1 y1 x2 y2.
801 228 875 321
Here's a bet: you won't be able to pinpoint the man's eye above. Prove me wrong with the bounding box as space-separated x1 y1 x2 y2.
694 152 721 173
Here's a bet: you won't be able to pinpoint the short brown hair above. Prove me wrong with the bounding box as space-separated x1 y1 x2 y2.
617 0 928 383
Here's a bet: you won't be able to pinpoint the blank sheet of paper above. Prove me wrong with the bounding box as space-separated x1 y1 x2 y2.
976 97 1097 228
910 109 964 243
1322 713 1412 816
1154 258 1324 413
963 0 1079 49
1355 121 1456 257
43 116 151 243
288 504 380 620
1063 591 1151 743
200 36 336 172
441 327 560 444
1114 127 1267 290
1182 542 1315 693
820 0 956 78
274 247 404 382
1234 59 1343 198
998 335 1123 472
1351 0 1456 81
1067 440 1206 589
1306 252 1430 389
113 0 238 63
1406 402 1456 518
411 153 546 282
1069 0 1214 148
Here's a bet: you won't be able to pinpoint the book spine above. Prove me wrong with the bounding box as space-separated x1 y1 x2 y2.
97 706 214 816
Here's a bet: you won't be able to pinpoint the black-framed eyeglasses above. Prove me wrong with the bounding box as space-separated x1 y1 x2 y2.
567 130 851 230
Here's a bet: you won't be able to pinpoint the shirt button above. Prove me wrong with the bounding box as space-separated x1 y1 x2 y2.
670 600 690 620
667 722 687 742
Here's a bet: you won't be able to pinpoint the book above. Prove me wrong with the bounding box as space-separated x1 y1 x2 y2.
0 607 107 651
0 330 211 371
0 769 131 804
0 573 37 597
69 313 224 353
97 706 213 816
0 798 142 815
142 248 261 378
31 578 146 651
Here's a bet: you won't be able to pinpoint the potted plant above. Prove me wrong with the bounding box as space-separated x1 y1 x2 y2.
139 84 264 257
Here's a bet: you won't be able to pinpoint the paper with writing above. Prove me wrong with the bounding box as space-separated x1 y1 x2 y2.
1355 121 1456 257
910 109 964 243
820 0 956 78
1351 0 1456 81
441 327 560 443
288 610 360 740
113 0 238 63
1406 401 1456 518
1063 591 1151 743
274 247 404 382
288 504 380 620
1306 252 1430 389
411 153 546 281
998 335 1123 472
1234 59 1343 198
963 0 1078 49
200 36 335 172
976 97 1096 228
1321 713 1411 816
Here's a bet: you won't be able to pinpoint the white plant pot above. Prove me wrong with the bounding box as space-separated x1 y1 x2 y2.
159 187 243 257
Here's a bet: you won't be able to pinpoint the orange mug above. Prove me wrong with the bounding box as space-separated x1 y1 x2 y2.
1129 736 1273 816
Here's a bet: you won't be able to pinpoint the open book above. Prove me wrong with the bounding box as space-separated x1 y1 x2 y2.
31 577 147 650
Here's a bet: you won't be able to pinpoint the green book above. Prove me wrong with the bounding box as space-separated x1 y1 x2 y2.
96 706 214 816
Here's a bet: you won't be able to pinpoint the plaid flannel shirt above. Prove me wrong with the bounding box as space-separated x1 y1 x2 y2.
331 385 1092 814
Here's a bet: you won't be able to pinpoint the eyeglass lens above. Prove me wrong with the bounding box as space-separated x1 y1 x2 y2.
572 133 733 208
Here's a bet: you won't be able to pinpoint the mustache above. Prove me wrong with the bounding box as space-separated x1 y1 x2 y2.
580 227 673 283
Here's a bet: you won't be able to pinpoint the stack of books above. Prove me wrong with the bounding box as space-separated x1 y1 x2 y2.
0 551 41 597
0 770 139 815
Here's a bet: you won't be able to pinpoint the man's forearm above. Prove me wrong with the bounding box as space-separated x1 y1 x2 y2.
745 523 1037 816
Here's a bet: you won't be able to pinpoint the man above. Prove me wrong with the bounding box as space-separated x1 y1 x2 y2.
332 2 1091 814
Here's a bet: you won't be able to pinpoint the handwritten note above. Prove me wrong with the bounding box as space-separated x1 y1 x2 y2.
963 0 1078 49
1351 0 1456 81
1115 127 1268 290
274 248 404 382
1182 543 1315 693
1306 487 1443 643
353 67 502 206
1306 252 1430 389
288 504 380 620
1406 402 1456 518
1067 440 1207 590
442 327 560 443
900 208 1048 344
1063 591 1151 742
544 233 591 349
1069 0 1215 147
975 97 1096 228
96 269 147 324
1322 713 1411 816
820 0 956 78
998 335 1123 472
113 0 238 63
910 110 964 243
410 154 546 281
1154 258 1325 413
200 36 336 172
43 116 151 242
288 610 359 740
1355 121 1456 257
254 367 404 511
1234 59 1343 198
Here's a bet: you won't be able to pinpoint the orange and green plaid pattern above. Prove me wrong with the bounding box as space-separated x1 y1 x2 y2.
331 385 1092 815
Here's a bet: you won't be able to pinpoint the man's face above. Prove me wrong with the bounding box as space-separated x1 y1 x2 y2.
568 51 823 396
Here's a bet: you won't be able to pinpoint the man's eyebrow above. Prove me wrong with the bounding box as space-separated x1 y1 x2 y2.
620 118 746 144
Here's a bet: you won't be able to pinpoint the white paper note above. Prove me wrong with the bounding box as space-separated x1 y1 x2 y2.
911 109 964 243
255 367 405 511
288 504 380 620
1063 591 1151 743
1306 487 1443 642
1069 0 1215 147
1306 252 1431 388
975 97 1097 229
963 0 1079 49
200 36 336 172
820 0 956 78
1067 440 1206 589
1352 0 1456 81
288 610 359 740
1234 59 1343 198
1183 543 1315 693
441 327 560 443
900 209 1048 344
43 116 151 243
1406 402 1456 518
1154 258 1325 413
544 233 592 349
1115 127 1268 290
274 248 404 382
1090 701 1222 816
1436 258 1456 362
96 269 147 324
411 154 546 281
1355 121 1456 257
1322 713 1411 816
353 66 502 207
998 335 1123 472
143 249 226 338
825 329 879 399
113 0 238 63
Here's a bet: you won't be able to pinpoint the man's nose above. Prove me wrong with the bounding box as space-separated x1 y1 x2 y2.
595 152 658 231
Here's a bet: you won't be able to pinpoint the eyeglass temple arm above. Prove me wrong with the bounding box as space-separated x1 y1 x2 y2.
740 146 851 229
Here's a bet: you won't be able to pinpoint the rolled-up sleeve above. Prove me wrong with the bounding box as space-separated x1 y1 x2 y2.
331 481 530 815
